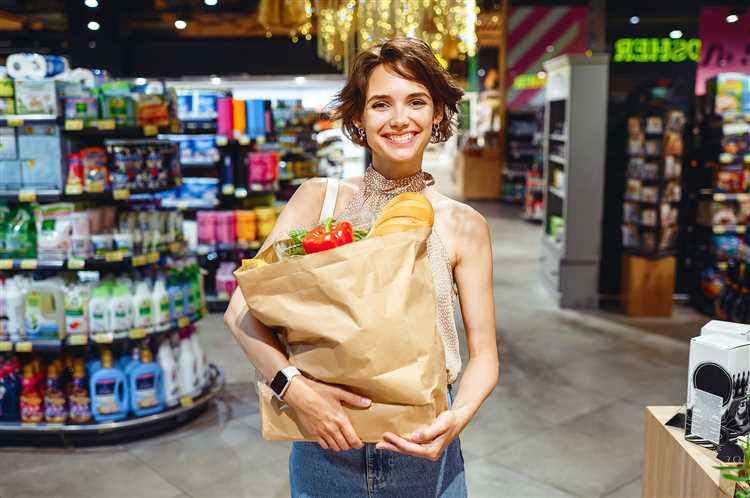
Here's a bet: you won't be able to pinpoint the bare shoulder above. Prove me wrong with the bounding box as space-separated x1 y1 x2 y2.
426 189 488 234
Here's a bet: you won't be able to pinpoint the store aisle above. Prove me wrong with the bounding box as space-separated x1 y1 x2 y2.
1 203 695 498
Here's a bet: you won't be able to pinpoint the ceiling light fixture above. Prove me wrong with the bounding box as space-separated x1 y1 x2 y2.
175 19 187 30
295 76 306 84
726 13 739 23
84 0 98 7
135 78 147 85
210 76 221 85
204 0 218 5
87 21 100 31
629 15 640 24
669 29 683 39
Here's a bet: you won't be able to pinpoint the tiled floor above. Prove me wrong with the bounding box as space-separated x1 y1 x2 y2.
0 203 704 498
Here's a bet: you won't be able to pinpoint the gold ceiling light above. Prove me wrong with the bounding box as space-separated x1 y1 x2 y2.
258 0 313 42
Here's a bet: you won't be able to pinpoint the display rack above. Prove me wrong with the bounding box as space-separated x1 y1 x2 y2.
502 109 541 205
540 54 609 309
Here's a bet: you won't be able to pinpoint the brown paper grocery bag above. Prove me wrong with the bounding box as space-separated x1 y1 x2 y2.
234 227 448 442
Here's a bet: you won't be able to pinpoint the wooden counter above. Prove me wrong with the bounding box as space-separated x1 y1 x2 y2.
642 406 736 498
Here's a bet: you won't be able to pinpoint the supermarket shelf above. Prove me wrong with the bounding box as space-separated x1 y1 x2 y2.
503 169 528 179
699 191 750 202
180 160 219 167
548 154 567 166
63 121 168 138
0 183 180 204
161 199 219 210
549 133 567 142
194 241 261 256
698 224 747 235
206 294 230 312
0 114 58 125
0 243 186 272
549 186 566 199
0 364 223 445
222 182 279 198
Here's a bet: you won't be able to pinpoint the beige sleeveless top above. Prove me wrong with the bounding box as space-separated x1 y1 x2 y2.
338 166 462 383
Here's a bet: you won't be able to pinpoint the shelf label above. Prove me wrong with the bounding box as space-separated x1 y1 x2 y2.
180 395 194 408
221 184 235 195
65 184 84 195
216 136 229 146
96 119 116 131
67 257 86 270
217 291 229 301
21 422 38 427
18 190 36 202
714 193 728 202
201 306 208 316
129 328 146 339
174 177 183 187
143 125 158 136
178 316 190 328
147 251 160 264
86 183 105 194
132 255 147 267
15 342 32 353
94 333 114 344
113 189 130 200
20 259 37 270
0 260 13 270
169 242 182 253
238 135 250 145
256 135 266 145
104 251 124 263
0 342 12 352
64 119 84 131
234 188 248 198
7 117 23 127
68 334 88 346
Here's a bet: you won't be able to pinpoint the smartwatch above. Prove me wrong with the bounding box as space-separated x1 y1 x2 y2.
270 366 301 401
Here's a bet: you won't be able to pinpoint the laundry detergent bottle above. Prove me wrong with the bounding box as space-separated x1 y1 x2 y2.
189 330 208 390
133 281 153 329
152 277 170 327
44 364 67 423
68 359 91 423
25 279 65 340
177 329 198 398
0 362 20 420
167 271 184 320
20 364 43 423
109 284 134 333
90 349 128 422
88 285 111 334
158 337 179 407
129 348 164 417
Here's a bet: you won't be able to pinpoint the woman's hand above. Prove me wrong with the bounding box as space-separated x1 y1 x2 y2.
284 376 371 452
375 407 469 461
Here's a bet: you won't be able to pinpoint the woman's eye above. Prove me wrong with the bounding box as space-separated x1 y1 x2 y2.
410 99 426 106
372 102 387 109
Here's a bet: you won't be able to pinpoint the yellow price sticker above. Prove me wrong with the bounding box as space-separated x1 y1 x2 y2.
7 117 23 127
65 184 83 195
180 396 194 408
174 177 183 187
221 184 235 195
249 241 261 249
0 260 13 270
715 193 728 202
15 342 32 353
217 291 229 301
96 119 116 130
132 255 147 267
234 188 248 199
201 306 208 317
86 183 105 194
94 333 113 344
129 328 146 339
238 135 250 145
64 119 84 131
216 136 229 146
68 335 88 346
169 242 182 253
143 125 158 136
21 422 38 427
67 257 86 270
105 251 124 263
113 189 130 200
256 135 266 145
0 342 12 352
18 190 36 202
178 316 190 328
20 259 38 270
147 252 160 264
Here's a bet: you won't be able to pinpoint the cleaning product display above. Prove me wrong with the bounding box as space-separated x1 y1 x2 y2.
502 110 542 205
0 328 211 426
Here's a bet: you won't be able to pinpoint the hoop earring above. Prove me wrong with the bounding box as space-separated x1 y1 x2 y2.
357 127 366 142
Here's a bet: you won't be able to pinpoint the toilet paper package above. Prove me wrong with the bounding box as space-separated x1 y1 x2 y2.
18 125 62 189
0 127 17 160
0 160 22 189
686 332 750 450
14 80 58 115
7 53 69 81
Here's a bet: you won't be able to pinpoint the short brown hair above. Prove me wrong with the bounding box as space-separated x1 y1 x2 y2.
329 37 464 147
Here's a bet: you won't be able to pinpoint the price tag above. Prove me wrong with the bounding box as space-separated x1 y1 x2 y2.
238 135 250 145
132 255 147 267
147 251 160 263
143 125 158 136
169 242 182 253
20 259 38 270
113 189 130 200
234 188 248 199
177 201 189 210
201 306 208 316
174 177 183 187
714 226 727 234
217 291 229 301
86 183 105 194
745 154 750 164
67 257 86 270
222 184 235 195
216 136 229 146
21 422 38 427
256 135 266 145
0 260 13 270
129 328 146 339
96 119 116 130
249 241 261 249
178 316 190 328
0 342 12 352
94 333 113 344
180 395 194 408
65 184 84 195
15 342 32 353
6 117 23 127
68 334 88 346
18 190 36 202
64 119 84 131
105 251 124 263
197 246 209 255
715 193 728 202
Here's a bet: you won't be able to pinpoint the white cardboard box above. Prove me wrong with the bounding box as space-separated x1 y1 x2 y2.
701 320 750 339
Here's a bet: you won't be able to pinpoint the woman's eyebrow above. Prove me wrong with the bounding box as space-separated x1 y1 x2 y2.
366 92 431 104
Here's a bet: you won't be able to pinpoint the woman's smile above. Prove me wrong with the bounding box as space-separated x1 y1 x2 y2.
380 130 421 146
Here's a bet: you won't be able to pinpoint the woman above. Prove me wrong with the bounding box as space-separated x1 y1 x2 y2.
224 37 498 497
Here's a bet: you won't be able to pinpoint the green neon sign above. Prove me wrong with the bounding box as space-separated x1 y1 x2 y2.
512 74 546 90
613 38 702 63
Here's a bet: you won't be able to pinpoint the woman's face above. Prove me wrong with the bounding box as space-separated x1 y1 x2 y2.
359 64 439 165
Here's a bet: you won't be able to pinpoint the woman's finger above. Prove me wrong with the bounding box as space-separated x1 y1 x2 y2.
323 434 340 451
331 429 350 452
411 413 452 443
317 438 329 450
340 419 363 449
375 441 401 453
383 432 430 458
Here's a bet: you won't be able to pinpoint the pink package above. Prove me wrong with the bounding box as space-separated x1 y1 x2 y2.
196 211 217 245
215 261 238 295
248 152 279 183
217 97 233 137
214 210 236 245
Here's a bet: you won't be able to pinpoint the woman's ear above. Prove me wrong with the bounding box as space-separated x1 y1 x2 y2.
433 106 444 126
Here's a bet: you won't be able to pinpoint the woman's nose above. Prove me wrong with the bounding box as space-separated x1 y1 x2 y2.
389 107 409 128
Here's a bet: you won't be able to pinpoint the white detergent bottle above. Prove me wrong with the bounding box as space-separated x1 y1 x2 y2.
152 278 170 328
189 330 208 390
177 329 197 398
157 337 180 407
133 281 153 329
64 282 89 337
109 284 133 333
88 285 111 333
6 280 26 341
25 279 65 340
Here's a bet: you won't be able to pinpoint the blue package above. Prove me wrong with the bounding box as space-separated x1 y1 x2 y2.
191 137 219 163
711 234 741 259
196 92 218 119
18 125 62 189
176 92 193 120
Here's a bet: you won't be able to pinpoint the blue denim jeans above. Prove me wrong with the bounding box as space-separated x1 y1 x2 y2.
289 386 467 498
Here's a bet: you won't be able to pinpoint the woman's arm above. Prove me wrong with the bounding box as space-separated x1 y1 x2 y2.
377 204 499 460
223 179 370 451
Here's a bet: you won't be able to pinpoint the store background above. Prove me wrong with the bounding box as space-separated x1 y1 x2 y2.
0 0 749 497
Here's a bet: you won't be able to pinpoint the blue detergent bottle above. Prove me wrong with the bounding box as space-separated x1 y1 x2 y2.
90 349 128 422
167 270 184 320
129 348 164 417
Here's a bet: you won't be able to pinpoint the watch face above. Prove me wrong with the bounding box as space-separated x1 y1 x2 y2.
270 371 288 396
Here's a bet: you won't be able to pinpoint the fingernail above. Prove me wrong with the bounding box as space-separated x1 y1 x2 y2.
412 431 423 440
362 398 371 406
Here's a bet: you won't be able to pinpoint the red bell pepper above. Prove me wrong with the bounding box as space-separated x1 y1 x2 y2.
302 218 354 254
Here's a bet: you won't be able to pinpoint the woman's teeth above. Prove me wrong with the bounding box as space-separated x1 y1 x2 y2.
386 132 416 144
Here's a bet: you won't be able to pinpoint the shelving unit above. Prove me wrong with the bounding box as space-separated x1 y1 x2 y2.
502 110 541 205
540 53 609 309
